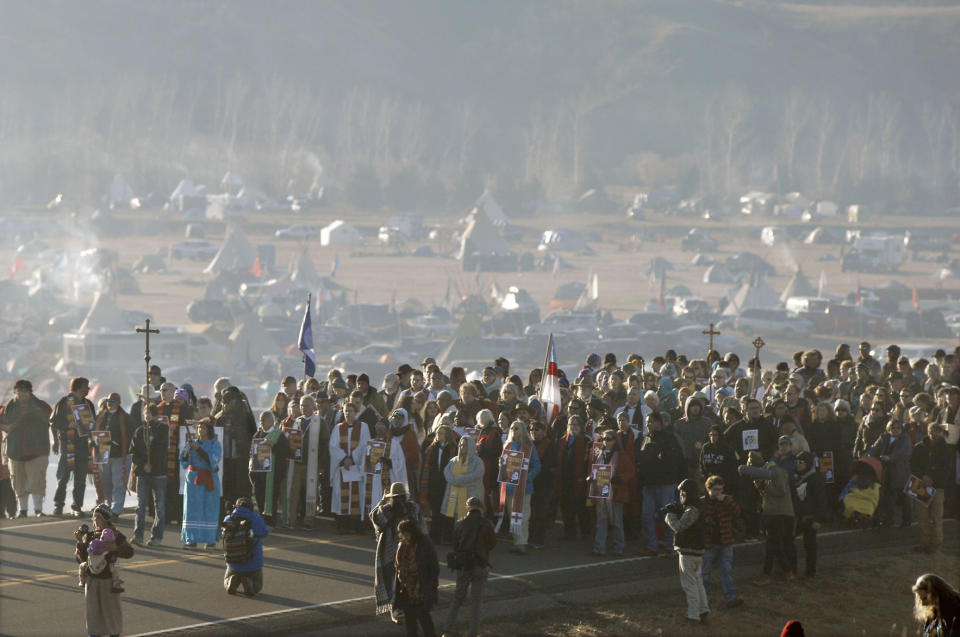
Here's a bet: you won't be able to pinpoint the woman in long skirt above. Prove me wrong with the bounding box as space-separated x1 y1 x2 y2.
181 420 222 548
75 503 134 636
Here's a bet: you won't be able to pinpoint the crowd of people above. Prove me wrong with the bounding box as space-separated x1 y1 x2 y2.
1 340 959 635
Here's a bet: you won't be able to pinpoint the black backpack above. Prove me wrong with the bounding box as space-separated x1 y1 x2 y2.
222 516 254 564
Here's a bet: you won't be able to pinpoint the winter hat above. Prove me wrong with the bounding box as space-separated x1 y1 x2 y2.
833 399 851 412
586 353 602 368
174 388 190 403
93 503 112 523
795 451 814 468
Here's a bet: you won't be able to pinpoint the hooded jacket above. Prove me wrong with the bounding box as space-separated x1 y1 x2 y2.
674 397 712 468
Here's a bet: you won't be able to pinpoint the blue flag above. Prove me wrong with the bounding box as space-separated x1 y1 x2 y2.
298 300 316 378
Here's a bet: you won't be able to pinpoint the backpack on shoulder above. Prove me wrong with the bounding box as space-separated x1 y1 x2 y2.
222 516 254 564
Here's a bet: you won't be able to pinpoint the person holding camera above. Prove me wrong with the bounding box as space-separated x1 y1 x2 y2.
442 496 497 637
370 482 425 621
223 496 269 595
663 479 710 624
75 503 134 636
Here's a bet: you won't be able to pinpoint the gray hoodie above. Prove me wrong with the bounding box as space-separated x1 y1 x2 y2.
674 396 712 468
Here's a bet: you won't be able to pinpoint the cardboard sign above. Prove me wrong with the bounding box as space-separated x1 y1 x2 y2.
742 429 759 451
498 449 524 485
90 430 111 465
818 451 834 484
71 403 94 436
904 474 935 508
283 426 303 463
364 439 387 475
249 439 272 472
589 463 614 499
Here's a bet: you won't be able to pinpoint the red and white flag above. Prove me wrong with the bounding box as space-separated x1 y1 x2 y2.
538 333 562 426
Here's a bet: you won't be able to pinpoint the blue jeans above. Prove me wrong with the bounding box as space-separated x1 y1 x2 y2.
702 545 736 603
134 475 167 541
594 501 624 554
98 457 129 516
642 484 677 551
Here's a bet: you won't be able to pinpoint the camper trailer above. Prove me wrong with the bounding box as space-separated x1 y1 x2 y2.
62 329 223 376
842 235 906 272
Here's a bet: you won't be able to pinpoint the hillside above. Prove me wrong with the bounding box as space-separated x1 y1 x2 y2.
1 1 958 208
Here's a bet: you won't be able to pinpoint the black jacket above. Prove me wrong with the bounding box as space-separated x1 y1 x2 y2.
130 420 169 476
636 430 686 487
910 438 954 489
723 417 778 462
452 509 497 568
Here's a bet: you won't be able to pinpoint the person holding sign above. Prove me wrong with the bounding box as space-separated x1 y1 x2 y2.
364 420 409 517
93 393 129 518
496 421 541 554
181 420 222 548
909 422 952 554
249 411 289 526
50 377 97 517
588 430 634 557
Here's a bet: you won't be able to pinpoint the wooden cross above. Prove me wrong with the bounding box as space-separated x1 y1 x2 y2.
135 319 159 393
751 336 765 395
702 322 721 354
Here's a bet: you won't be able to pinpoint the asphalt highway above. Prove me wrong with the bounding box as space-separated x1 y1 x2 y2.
1 512 954 636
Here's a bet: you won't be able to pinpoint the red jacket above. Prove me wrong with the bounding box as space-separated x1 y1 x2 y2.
592 447 636 504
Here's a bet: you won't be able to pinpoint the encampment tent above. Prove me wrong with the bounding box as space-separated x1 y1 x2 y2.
204 227 257 274
538 228 588 252
779 267 817 303
78 292 131 333
320 220 362 246
703 264 734 284
228 315 279 366
457 210 516 271
722 274 781 315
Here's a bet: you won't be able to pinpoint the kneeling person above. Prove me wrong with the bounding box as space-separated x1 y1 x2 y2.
223 496 269 596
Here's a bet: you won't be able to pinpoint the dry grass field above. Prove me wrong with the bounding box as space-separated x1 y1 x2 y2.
482 550 959 637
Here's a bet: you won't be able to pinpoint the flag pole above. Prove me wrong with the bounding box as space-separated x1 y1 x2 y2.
303 292 311 385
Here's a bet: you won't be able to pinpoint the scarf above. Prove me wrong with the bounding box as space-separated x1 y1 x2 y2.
64 395 90 470
497 442 532 535
339 422 363 517
160 402 181 480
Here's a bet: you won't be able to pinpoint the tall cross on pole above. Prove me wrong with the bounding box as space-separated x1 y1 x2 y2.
135 319 159 393
751 336 765 397
703 322 721 405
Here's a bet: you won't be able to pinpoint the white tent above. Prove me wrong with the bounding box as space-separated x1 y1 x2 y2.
78 292 130 333
221 170 245 193
204 227 257 274
168 179 206 211
109 175 135 207
538 228 588 252
457 209 512 260
779 267 817 303
288 248 319 288
320 220 362 246
723 275 781 315
474 190 510 227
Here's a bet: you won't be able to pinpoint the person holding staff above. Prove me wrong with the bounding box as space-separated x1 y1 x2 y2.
181 419 222 548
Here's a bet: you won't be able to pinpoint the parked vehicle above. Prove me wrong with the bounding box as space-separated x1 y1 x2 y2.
680 229 718 252
170 239 219 260
627 312 692 332
841 234 906 272
331 343 404 368
720 308 814 338
524 311 599 336
404 314 455 338
275 224 320 239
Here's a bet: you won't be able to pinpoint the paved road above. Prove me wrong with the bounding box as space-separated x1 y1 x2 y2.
1 511 954 637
